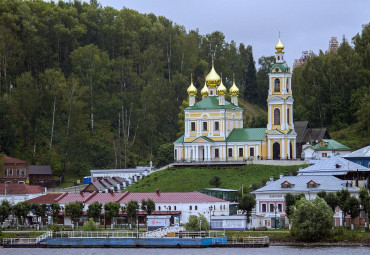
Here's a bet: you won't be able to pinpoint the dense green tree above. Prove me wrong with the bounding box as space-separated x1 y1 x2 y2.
104 201 120 228
209 176 222 188
291 197 333 242
343 196 361 229
126 200 139 226
239 194 256 229
284 193 296 221
316 191 327 199
31 203 47 225
87 201 102 222
336 189 351 226
65 201 84 224
359 188 370 230
141 199 155 215
12 201 31 225
154 143 174 167
185 213 210 231
50 202 61 224
324 193 339 212
0 200 11 223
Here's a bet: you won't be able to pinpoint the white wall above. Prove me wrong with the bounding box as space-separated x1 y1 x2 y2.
0 193 44 205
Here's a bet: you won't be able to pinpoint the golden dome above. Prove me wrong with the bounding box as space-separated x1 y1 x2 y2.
187 74 197 96
205 57 221 87
201 81 209 98
275 36 284 53
230 75 239 96
217 78 227 96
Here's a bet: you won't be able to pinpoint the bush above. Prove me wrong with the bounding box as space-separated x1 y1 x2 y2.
291 197 334 241
82 218 98 231
50 224 62 232
185 214 210 231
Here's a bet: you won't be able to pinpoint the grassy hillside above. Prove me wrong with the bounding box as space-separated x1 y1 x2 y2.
125 164 305 192
331 123 370 150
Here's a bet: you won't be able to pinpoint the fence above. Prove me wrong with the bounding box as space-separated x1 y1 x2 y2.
52 231 138 238
3 230 53 245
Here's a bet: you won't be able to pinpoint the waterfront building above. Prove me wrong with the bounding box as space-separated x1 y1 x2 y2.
252 175 360 228
343 145 370 168
302 139 351 160
1 155 29 184
174 37 297 162
0 183 46 205
27 190 229 225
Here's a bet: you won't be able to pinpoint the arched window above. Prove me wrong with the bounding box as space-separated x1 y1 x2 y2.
286 78 289 92
274 108 280 125
158 206 161 211
287 108 290 124
277 56 280 60
274 79 280 92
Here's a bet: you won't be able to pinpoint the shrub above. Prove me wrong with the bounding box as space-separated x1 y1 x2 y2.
50 224 62 232
82 218 98 231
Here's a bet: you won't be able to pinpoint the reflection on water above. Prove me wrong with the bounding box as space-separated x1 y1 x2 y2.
1 246 369 255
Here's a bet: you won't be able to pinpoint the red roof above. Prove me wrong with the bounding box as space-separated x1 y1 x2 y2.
0 183 44 195
26 191 226 205
2 155 28 164
27 193 62 204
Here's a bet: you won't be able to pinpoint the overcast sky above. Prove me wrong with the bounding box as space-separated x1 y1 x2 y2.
94 0 369 67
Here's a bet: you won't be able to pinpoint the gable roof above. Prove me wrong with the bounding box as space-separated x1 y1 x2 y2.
185 96 242 110
27 191 226 205
313 139 350 151
293 121 331 144
29 165 52 175
298 156 369 176
192 136 214 143
226 128 267 142
343 145 370 158
0 183 44 195
252 175 359 194
174 135 184 144
2 155 28 164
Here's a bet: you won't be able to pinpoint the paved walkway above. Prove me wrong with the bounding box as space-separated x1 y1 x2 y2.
49 184 88 193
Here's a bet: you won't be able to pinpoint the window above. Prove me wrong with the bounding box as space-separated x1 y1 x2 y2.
214 121 220 131
210 90 213 96
215 148 219 158
174 206 176 210
322 153 328 158
281 181 292 188
278 204 283 212
277 56 280 60
169 206 171 210
21 169 25 176
220 205 222 210
307 180 318 188
286 78 289 92
262 204 267 212
189 206 192 210
287 108 290 124
191 122 196 132
158 206 161 211
269 204 275 212
223 205 225 210
250 147 255 157
274 78 280 92
228 148 233 157
211 220 223 229
4 169 7 176
274 108 280 125
174 149 177 160
16 169 20 176
195 206 198 210
9 169 13 176
203 122 208 131
239 148 243 157
275 68 279 72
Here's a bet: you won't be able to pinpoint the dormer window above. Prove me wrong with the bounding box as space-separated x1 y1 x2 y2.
275 68 279 72
307 180 318 188
281 181 292 188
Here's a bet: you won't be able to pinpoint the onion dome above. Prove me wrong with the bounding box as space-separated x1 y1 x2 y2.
201 81 209 98
230 75 239 96
187 74 197 96
275 36 284 53
217 76 227 96
205 57 221 88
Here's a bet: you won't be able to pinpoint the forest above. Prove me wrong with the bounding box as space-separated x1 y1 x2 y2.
0 0 368 177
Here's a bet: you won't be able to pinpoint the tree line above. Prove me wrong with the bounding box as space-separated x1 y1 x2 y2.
0 0 266 176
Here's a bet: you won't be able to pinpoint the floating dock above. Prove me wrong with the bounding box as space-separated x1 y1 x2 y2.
3 230 269 248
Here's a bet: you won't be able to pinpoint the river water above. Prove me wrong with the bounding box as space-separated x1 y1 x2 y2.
0 246 369 255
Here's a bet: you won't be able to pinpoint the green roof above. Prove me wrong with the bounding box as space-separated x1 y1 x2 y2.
186 96 242 110
270 62 289 73
226 128 267 142
313 139 351 151
198 136 214 142
174 135 184 144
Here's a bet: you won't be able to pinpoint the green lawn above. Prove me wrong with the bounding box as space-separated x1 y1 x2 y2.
125 164 305 192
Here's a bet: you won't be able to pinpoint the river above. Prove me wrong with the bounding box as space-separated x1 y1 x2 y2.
0 246 369 255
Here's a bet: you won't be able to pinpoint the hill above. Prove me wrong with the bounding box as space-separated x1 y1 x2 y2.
331 123 370 150
124 164 305 192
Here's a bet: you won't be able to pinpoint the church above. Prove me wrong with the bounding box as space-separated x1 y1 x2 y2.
174 37 297 162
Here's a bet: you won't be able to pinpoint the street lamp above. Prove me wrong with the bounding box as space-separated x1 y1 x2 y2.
209 206 213 229
199 219 202 233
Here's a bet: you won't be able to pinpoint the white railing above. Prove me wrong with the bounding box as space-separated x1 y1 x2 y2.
36 231 53 243
242 236 269 245
52 231 138 238
3 238 38 245
140 226 185 238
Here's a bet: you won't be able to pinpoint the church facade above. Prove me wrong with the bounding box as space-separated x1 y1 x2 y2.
174 37 297 162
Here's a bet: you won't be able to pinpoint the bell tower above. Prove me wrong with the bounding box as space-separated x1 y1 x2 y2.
266 35 296 160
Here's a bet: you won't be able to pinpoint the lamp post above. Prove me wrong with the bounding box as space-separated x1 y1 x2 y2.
200 219 202 233
209 206 213 229
273 205 277 229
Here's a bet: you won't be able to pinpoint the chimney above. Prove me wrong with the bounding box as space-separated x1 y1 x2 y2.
270 176 274 181
279 174 283 179
156 188 160 195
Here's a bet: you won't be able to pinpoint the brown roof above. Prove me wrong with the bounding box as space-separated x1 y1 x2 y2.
27 193 62 204
0 183 44 195
29 165 52 175
294 121 331 144
294 121 309 143
2 155 28 164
